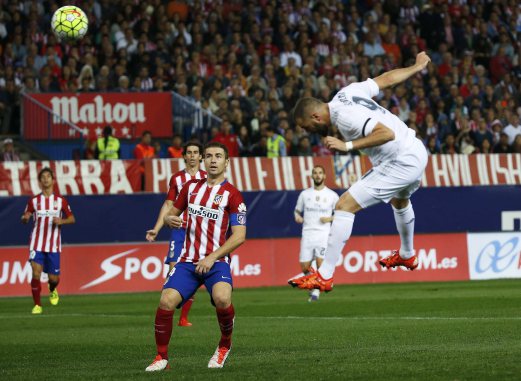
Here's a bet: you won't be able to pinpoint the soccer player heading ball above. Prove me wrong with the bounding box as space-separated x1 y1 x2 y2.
146 142 247 371
289 52 431 292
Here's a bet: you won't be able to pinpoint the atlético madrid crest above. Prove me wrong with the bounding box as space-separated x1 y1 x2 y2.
213 194 223 205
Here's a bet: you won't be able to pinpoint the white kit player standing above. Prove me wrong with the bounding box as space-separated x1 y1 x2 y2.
289 52 431 292
294 165 338 301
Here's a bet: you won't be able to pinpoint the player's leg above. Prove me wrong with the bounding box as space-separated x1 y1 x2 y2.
169 228 194 327
316 191 361 279
47 252 61 306
378 196 419 270
309 250 325 302
204 263 234 368
29 251 44 314
146 263 200 371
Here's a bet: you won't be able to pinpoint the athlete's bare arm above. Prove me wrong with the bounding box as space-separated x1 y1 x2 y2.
146 199 174 241
325 123 395 152
294 210 304 224
373 52 431 90
195 225 246 275
163 206 183 229
320 216 333 223
52 215 75 226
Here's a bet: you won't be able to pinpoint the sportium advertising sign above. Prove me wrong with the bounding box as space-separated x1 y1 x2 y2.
0 233 470 297
23 92 172 139
467 232 521 280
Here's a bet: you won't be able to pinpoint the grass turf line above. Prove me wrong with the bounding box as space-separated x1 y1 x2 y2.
0 279 520 380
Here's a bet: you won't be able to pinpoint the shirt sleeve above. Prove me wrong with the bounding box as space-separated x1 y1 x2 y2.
295 192 304 214
25 198 35 214
61 198 73 218
173 182 190 211
166 176 178 201
228 190 247 226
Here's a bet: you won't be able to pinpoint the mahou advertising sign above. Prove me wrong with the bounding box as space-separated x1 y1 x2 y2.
23 92 172 139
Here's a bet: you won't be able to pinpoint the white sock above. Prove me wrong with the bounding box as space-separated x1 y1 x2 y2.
311 289 320 298
318 211 355 279
392 202 415 259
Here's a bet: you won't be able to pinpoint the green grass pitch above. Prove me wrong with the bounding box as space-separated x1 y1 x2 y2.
1 280 520 380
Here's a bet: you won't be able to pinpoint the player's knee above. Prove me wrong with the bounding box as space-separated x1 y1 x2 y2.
391 198 409 209
212 291 231 309
336 193 361 213
159 294 177 311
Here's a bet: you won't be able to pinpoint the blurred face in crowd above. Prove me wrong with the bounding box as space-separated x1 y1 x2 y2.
142 132 152 145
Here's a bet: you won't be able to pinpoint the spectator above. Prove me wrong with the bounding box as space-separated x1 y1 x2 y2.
212 120 239 157
493 133 512 154
503 114 521 145
512 135 521 154
295 136 312 157
266 126 286 158
440 134 459 154
1 138 20 161
167 135 183 158
133 130 155 159
251 136 268 157
96 126 121 160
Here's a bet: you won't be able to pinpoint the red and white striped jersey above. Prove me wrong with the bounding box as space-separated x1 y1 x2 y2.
25 193 74 253
166 169 207 228
174 179 246 264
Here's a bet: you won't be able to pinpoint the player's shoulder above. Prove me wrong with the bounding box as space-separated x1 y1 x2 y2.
221 180 242 195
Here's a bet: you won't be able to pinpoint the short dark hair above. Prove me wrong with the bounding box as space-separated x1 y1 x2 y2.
312 165 326 173
38 167 54 181
292 97 323 123
103 125 112 137
142 130 151 137
183 141 203 156
204 141 229 159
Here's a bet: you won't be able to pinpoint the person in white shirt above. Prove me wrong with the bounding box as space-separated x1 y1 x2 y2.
294 166 339 302
289 52 431 292
503 114 521 145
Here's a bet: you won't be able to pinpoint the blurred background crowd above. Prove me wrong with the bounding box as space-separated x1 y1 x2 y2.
1 0 521 161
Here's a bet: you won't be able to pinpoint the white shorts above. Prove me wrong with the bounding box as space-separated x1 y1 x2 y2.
349 139 428 209
299 234 328 263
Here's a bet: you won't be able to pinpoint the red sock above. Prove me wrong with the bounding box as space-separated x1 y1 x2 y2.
216 304 235 349
179 297 194 322
31 279 41 306
154 308 174 359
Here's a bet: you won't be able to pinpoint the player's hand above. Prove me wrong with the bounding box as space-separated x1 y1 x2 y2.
195 255 216 275
320 217 332 224
52 217 62 226
21 213 30 224
295 214 304 224
325 136 349 152
146 229 158 242
415 52 431 71
164 215 183 228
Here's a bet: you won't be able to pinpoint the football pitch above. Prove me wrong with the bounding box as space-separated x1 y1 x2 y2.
1 280 520 380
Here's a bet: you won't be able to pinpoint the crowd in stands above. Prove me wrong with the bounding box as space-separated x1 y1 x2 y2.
1 0 521 161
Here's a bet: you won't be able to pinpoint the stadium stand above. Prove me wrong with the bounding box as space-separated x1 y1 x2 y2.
0 0 520 160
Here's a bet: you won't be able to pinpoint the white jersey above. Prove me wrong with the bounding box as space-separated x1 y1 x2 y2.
328 78 417 165
295 187 339 235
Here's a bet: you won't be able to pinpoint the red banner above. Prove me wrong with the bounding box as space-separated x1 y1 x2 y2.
0 234 469 297
0 160 142 196
23 92 172 139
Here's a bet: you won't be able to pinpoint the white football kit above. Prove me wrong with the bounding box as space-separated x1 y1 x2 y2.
295 187 339 262
328 78 428 208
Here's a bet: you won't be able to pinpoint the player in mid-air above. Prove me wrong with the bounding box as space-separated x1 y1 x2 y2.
289 52 431 292
21 167 75 314
145 142 247 371
146 142 206 327
294 165 339 302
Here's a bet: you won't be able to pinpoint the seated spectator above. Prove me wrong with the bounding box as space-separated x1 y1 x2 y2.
426 136 440 155
440 134 459 154
1 138 20 161
296 136 312 157
503 114 521 145
512 135 521 154
471 119 494 149
493 133 512 153
479 138 492 154
167 135 183 158
251 136 267 157
133 130 155 159
237 126 252 157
